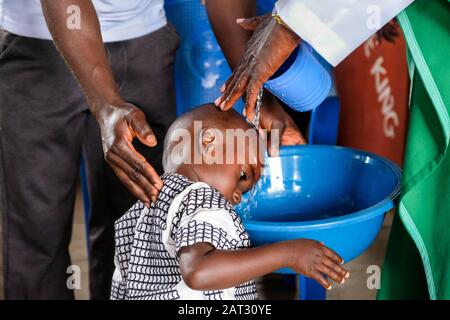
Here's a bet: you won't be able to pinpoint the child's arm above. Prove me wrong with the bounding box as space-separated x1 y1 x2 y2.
179 239 348 291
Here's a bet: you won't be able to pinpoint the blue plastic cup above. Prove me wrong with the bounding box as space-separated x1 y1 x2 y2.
264 43 332 112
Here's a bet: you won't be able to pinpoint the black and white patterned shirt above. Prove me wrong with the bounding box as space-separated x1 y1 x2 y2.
110 173 257 300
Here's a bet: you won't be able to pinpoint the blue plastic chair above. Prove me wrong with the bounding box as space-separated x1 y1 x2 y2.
308 45 341 146
165 0 244 115
79 155 91 249
309 97 341 145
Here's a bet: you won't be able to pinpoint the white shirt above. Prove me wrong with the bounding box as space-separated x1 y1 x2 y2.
275 0 415 66
0 0 166 42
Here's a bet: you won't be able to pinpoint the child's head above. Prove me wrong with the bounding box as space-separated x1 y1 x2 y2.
163 104 264 205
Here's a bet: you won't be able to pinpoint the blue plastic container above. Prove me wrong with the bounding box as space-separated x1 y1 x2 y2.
235 145 401 274
264 44 332 112
309 96 341 145
257 0 276 14
165 0 244 115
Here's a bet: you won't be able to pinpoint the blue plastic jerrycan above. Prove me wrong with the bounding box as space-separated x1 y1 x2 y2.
165 0 244 115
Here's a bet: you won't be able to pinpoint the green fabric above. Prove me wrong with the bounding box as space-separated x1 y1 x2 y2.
378 0 450 300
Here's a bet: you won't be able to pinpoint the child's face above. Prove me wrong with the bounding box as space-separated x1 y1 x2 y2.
193 129 264 205
203 160 262 205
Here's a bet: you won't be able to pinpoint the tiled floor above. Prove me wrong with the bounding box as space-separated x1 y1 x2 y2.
0 187 393 300
70 190 90 300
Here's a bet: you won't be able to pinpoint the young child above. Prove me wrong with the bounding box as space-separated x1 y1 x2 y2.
111 104 348 300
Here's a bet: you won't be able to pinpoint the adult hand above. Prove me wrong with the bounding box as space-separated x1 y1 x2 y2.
41 1 163 206
214 14 300 117
376 20 400 44
258 93 306 156
96 102 163 207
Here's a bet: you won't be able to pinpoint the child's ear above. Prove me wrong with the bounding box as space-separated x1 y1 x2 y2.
232 190 242 205
199 128 223 164
201 127 216 144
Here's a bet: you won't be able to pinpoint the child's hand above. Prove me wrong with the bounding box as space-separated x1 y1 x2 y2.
286 239 349 290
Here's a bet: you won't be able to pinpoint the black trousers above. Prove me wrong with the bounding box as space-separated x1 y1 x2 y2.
0 25 179 299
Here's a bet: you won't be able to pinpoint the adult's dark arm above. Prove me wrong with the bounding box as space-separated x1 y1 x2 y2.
211 4 401 116
41 0 162 206
205 0 256 70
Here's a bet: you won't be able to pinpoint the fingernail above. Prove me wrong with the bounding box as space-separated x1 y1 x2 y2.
327 285 332 290
236 18 245 24
144 202 150 208
220 84 226 92
345 272 350 279
220 101 226 110
151 196 156 203
341 260 345 265
215 97 222 106
340 278 345 284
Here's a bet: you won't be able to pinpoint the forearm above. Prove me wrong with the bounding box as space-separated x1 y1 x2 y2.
206 1 287 108
179 242 291 290
205 0 256 69
41 0 123 114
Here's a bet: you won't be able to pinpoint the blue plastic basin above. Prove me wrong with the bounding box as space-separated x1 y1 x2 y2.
235 145 401 274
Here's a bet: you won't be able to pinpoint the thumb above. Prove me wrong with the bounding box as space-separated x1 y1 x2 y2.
129 112 157 147
236 15 266 31
267 121 284 157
